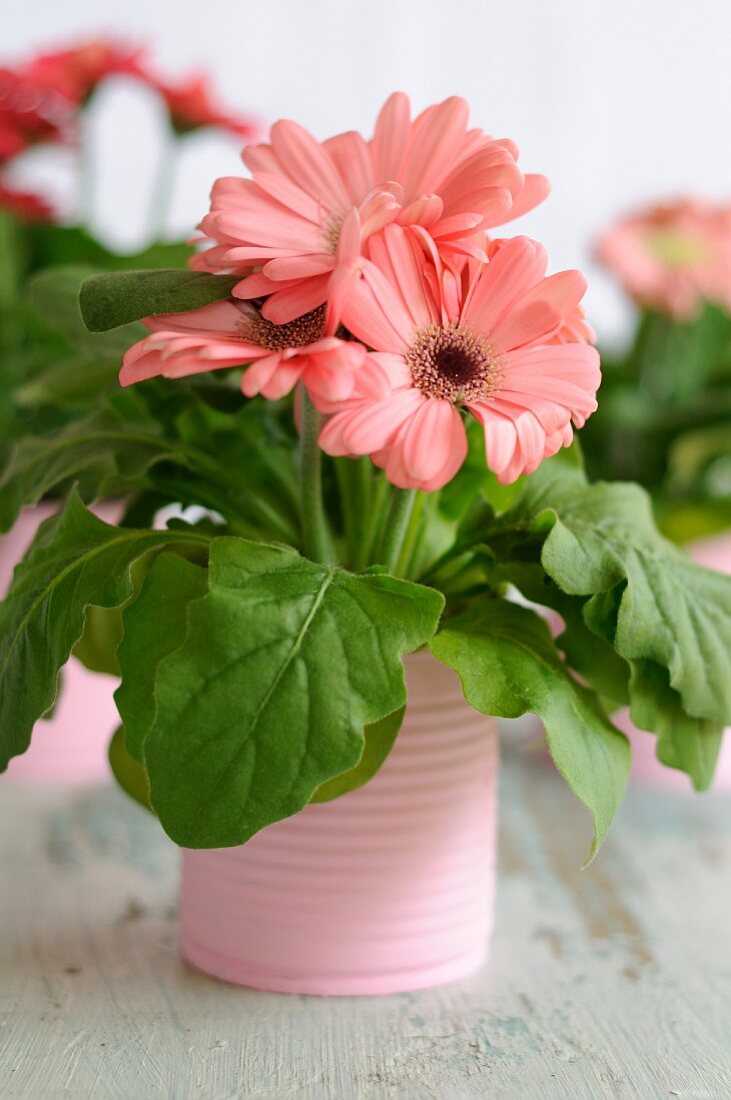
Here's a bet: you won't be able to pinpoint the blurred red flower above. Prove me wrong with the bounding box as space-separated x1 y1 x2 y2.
0 67 69 160
21 40 147 105
153 73 260 139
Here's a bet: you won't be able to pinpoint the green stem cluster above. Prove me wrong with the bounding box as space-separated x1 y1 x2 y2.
298 388 422 575
299 391 331 563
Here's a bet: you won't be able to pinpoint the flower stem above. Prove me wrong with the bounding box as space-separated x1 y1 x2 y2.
300 389 330 563
146 127 179 241
394 489 426 577
378 488 418 574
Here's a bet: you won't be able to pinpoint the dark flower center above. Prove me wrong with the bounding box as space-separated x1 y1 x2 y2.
242 305 326 351
407 322 499 403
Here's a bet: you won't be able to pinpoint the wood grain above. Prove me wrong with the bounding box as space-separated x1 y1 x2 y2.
1 736 729 1099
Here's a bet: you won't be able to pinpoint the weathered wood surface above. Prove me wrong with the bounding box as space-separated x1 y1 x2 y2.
1 738 729 1099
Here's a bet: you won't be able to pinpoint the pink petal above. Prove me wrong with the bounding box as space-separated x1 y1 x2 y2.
460 236 547 334
371 92 411 182
269 119 350 211
319 387 422 456
261 274 331 323
241 353 284 397
469 404 517 479
263 253 335 280
366 225 438 331
397 399 468 485
500 344 601 425
501 173 551 222
232 271 302 300
396 195 444 229
253 171 321 222
258 360 303 400
144 300 246 335
323 130 374 203
401 97 470 200
341 259 416 352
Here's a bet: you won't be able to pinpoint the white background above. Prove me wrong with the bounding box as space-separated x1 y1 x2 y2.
4 0 731 341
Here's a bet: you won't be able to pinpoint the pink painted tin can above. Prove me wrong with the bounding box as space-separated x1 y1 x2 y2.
181 651 498 995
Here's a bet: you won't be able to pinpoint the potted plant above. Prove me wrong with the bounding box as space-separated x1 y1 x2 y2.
1 95 730 994
0 39 258 781
582 196 731 786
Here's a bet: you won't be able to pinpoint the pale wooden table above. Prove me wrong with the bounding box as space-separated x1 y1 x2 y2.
1 737 729 1099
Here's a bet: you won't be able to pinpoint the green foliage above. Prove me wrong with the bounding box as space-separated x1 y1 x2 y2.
310 707 405 803
3 230 730 846
0 492 210 772
0 388 300 542
108 726 152 812
79 269 240 331
0 220 198 461
142 539 444 847
483 456 731 786
115 553 209 761
582 304 731 539
430 601 630 858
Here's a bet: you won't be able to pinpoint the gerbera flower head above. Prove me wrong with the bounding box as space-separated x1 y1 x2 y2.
21 39 147 105
151 73 261 140
596 197 731 319
190 93 550 325
316 226 600 490
120 299 366 404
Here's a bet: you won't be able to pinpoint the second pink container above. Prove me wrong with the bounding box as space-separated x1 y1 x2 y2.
181 651 499 996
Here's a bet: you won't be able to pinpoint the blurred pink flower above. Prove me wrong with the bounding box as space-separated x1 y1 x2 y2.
120 299 366 403
0 67 69 159
191 93 549 325
152 73 260 140
316 227 600 490
21 40 147 105
596 197 731 319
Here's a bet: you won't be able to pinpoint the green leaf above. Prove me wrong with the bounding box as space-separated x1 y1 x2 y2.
629 661 723 791
429 601 630 858
73 603 125 676
0 491 211 771
115 553 209 762
15 352 122 409
309 706 405 803
145 539 444 847
499 459 731 737
0 396 177 534
0 389 302 543
480 559 631 707
108 726 152 811
79 269 240 332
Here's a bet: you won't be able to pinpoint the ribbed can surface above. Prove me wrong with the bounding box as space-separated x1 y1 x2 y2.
1 504 121 784
181 651 499 995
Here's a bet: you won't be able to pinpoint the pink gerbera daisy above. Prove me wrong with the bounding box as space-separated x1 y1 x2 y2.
596 197 731 319
190 93 549 324
120 299 366 403
316 227 600 490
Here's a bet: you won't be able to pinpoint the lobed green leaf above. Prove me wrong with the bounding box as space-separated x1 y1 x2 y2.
0 491 210 771
430 601 630 858
143 538 444 847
